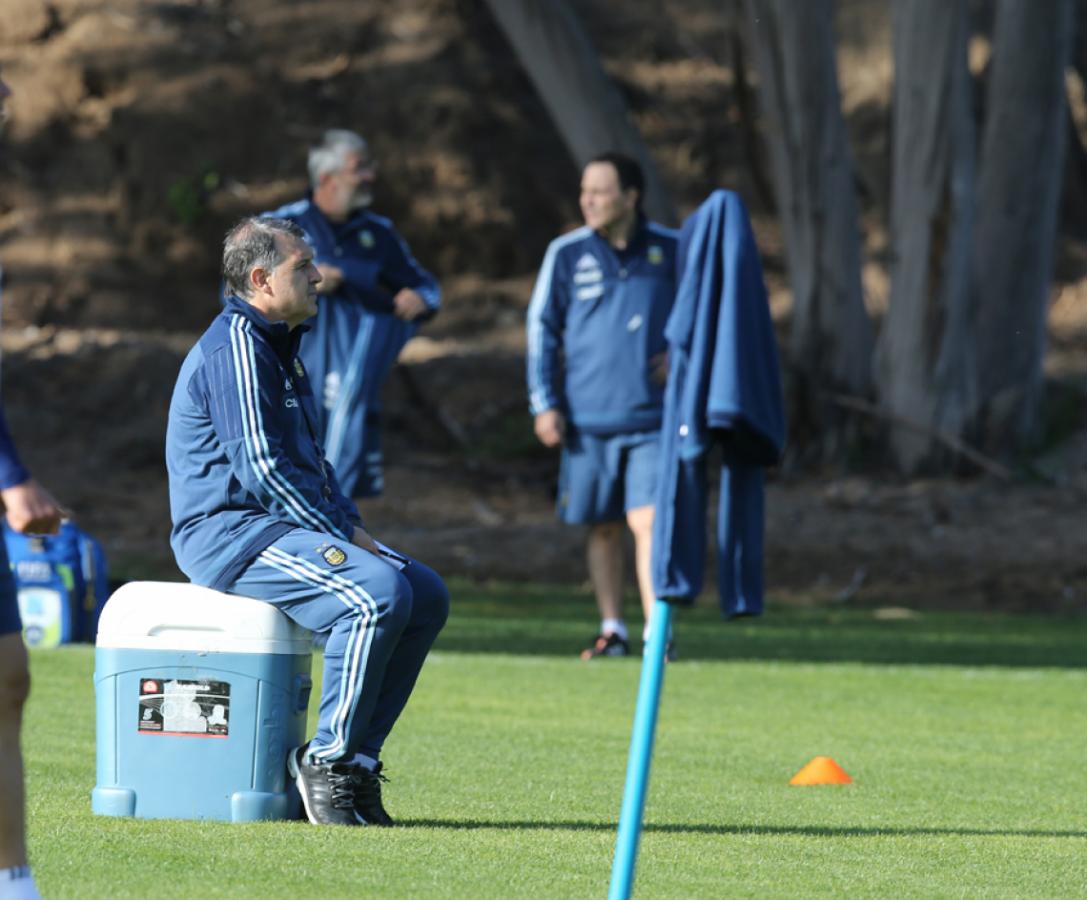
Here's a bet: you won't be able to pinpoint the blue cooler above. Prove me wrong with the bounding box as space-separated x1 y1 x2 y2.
92 582 313 822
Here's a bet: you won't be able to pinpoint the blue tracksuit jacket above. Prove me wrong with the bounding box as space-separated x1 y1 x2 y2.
526 219 678 434
0 408 28 491
266 197 440 497
0 404 23 632
0 264 28 631
166 295 362 591
0 266 29 491
652 190 785 615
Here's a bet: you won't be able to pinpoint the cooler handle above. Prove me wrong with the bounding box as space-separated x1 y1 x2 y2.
293 674 312 713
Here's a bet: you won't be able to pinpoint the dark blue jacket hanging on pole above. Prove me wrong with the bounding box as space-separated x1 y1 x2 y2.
651 190 785 616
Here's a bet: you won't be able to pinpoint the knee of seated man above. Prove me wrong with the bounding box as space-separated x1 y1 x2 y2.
417 569 447 626
366 565 415 630
411 564 450 629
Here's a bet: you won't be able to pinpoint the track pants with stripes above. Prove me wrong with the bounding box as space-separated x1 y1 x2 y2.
228 528 449 766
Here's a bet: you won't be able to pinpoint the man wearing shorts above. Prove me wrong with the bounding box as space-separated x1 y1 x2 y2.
526 152 677 658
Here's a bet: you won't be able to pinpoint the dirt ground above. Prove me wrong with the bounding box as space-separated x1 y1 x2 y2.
2 0 1087 616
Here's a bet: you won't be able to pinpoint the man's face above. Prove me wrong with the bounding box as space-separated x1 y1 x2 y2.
579 162 636 232
262 234 322 326
328 150 377 214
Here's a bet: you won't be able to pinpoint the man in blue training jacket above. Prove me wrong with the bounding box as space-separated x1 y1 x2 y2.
526 152 677 659
166 217 448 827
266 130 440 499
0 65 65 900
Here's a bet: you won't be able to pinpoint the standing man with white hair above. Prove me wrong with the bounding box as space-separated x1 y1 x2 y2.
266 130 440 499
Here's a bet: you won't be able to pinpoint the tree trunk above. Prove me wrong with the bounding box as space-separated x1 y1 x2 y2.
875 0 977 472
481 0 676 225
743 0 873 446
973 0 1074 451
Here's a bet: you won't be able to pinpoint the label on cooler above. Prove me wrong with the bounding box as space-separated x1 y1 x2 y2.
137 677 231 738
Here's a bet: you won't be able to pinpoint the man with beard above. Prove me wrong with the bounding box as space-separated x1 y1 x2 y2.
0 65 65 900
266 130 440 499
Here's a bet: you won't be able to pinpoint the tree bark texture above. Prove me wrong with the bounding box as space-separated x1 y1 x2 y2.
744 0 873 433
482 0 677 225
876 0 977 472
973 0 1074 450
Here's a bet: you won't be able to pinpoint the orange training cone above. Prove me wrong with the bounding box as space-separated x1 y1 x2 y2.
789 756 853 786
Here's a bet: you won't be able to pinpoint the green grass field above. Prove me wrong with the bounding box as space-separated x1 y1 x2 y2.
23 581 1087 897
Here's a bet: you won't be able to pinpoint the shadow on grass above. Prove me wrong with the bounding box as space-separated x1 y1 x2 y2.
436 580 1087 668
402 818 1087 840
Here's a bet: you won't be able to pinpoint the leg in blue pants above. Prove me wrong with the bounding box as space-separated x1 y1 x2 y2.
228 528 449 766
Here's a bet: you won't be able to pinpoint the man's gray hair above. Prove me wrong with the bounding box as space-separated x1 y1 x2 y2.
307 129 368 187
222 217 306 298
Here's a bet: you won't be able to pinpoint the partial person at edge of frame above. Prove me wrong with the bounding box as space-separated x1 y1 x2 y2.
0 63 65 900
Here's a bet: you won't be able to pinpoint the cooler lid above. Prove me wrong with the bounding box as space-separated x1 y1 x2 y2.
95 582 313 655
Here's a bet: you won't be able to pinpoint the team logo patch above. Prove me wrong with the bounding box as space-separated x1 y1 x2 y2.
322 546 346 566
293 359 305 379
648 245 664 265
359 230 375 249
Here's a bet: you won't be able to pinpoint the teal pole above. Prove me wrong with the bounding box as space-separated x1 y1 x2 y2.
608 599 673 900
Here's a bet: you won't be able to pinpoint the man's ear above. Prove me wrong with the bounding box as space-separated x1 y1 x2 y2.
249 265 271 295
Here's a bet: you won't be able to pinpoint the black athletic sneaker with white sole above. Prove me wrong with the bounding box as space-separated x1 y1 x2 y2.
288 744 357 826
580 632 630 660
351 762 394 826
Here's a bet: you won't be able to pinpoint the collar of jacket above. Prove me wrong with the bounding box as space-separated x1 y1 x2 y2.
222 293 310 363
592 214 652 259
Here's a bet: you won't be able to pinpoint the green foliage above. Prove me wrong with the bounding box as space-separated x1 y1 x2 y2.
166 168 222 227
24 585 1087 898
1037 380 1086 453
463 408 553 462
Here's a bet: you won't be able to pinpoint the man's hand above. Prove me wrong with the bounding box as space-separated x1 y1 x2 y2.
1 479 63 535
392 288 429 321
534 409 566 448
649 351 669 385
315 264 345 294
350 525 382 557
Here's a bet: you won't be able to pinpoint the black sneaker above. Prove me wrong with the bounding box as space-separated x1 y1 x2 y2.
351 762 394 826
580 632 630 660
288 744 358 826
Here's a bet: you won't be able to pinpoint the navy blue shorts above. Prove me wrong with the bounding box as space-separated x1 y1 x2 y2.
0 538 20 636
557 430 660 525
